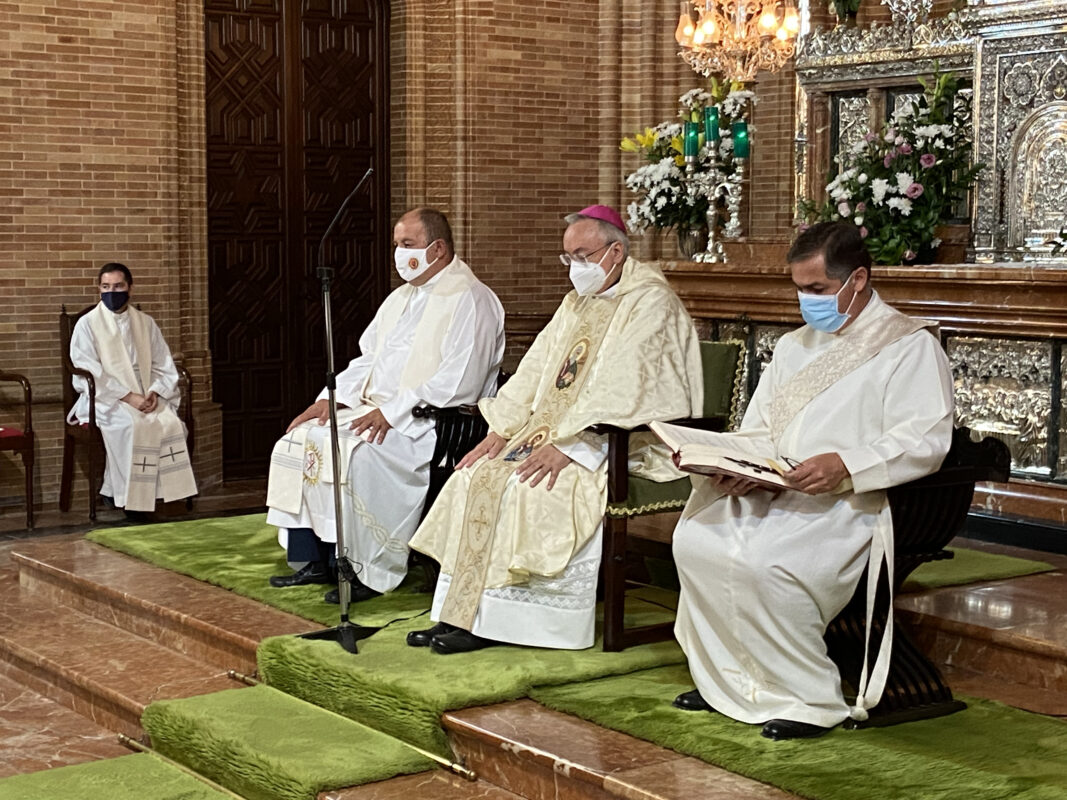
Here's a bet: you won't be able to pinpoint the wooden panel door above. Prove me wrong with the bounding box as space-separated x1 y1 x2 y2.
206 0 389 479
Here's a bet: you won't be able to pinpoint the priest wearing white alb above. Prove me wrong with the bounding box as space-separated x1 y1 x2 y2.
68 263 197 514
265 207 505 603
671 221 954 741
406 205 704 654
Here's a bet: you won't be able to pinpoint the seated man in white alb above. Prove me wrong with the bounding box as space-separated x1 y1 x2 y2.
69 263 197 513
265 207 505 603
671 222 954 741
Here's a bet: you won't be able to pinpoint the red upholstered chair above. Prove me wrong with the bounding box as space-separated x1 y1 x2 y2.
59 305 194 520
0 370 34 529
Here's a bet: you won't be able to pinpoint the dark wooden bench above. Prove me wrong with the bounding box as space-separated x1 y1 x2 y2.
826 426 1011 727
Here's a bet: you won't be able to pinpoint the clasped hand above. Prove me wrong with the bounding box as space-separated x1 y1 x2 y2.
122 391 159 414
456 432 573 490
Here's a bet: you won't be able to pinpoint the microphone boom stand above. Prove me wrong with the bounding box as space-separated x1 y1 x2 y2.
298 166 379 654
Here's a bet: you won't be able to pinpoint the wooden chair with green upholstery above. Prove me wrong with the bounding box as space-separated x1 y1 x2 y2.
595 339 745 651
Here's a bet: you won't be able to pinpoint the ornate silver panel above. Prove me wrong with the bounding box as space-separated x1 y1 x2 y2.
892 91 922 116
1006 101 1067 249
835 95 872 168
1061 346 1067 479
947 336 1053 475
972 30 1067 258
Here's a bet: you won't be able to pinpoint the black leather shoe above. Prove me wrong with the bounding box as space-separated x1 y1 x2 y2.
672 689 715 712
429 628 500 654
760 719 833 741
406 622 457 647
324 581 381 605
269 562 332 588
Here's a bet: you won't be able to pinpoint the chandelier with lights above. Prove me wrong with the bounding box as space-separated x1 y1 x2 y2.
675 0 800 83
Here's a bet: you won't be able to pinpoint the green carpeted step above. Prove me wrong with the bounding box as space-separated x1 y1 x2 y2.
142 685 435 800
901 545 1055 592
257 597 685 759
531 665 1067 800
0 753 231 800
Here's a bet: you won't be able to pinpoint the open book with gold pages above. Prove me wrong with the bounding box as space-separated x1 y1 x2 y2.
649 420 793 491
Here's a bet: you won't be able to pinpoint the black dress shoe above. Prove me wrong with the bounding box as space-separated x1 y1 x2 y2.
429 628 500 654
672 689 715 712
269 562 332 588
760 719 833 741
406 622 457 647
323 581 381 604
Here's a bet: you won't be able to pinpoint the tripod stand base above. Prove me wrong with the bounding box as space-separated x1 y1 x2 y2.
298 623 381 654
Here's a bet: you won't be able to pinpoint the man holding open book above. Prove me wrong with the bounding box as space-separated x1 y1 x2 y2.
668 222 954 741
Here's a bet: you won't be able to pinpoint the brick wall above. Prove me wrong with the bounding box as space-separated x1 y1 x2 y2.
0 0 220 520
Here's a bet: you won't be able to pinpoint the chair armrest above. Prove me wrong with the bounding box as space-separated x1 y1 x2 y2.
0 371 32 432
67 365 98 430
585 416 728 503
585 415 728 437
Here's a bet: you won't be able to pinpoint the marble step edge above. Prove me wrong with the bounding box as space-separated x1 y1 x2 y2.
0 627 148 736
898 606 1067 661
10 545 286 670
0 599 237 739
441 701 793 800
320 770 527 799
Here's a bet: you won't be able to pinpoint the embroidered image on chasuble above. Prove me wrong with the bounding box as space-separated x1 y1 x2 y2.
410 257 704 636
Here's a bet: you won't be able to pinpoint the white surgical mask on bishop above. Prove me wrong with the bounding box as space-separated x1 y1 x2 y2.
569 247 616 296
394 243 441 282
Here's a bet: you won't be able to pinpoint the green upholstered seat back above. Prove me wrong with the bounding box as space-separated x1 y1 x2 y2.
699 339 742 421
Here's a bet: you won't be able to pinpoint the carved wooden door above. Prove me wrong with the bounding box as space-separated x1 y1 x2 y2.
206 0 389 479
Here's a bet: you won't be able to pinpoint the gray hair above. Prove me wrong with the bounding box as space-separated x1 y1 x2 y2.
564 213 630 259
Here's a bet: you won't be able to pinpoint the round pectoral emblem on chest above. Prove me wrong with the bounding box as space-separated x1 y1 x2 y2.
302 441 322 485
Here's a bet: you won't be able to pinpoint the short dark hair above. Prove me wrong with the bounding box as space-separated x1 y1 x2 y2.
98 262 133 286
787 222 871 282
408 207 454 253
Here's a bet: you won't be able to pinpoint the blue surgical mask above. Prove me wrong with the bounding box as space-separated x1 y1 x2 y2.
101 291 129 312
797 276 856 333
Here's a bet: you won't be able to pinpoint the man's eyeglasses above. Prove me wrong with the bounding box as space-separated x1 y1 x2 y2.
559 242 611 267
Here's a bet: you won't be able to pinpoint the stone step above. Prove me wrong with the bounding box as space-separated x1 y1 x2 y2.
443 699 799 800
0 562 237 738
0 671 129 779
896 567 1067 708
322 771 526 800
11 538 316 674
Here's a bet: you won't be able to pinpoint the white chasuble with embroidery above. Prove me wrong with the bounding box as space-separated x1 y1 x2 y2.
409 257 703 646
673 292 954 728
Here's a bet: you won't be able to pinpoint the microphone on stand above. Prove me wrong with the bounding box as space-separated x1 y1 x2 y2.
299 165 379 654
317 167 374 282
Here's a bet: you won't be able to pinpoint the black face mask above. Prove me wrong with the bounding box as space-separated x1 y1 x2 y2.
101 291 129 312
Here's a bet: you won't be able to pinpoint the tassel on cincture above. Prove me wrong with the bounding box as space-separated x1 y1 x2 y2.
849 703 869 722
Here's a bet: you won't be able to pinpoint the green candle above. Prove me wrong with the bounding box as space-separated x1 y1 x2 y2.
705 106 720 142
683 121 700 159
731 120 750 158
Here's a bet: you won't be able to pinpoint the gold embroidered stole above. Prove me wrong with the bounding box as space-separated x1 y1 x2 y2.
438 295 620 629
768 309 933 442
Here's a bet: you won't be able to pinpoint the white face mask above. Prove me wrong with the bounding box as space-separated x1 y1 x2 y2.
394 243 442 283
568 247 616 296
